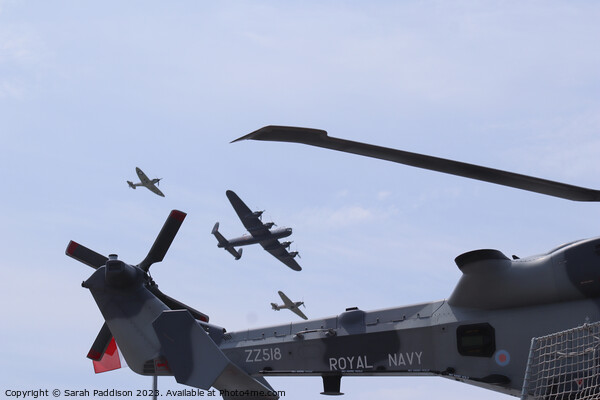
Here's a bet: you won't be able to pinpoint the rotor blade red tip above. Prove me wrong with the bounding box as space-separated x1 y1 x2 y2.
87 349 102 361
65 241 108 269
66 240 79 256
170 210 186 222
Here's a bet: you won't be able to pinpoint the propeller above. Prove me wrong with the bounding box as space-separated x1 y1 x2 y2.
234 125 600 202
289 250 301 259
264 213 278 229
66 209 209 362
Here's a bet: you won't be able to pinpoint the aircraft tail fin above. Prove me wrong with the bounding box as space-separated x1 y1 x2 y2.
212 223 243 260
271 303 279 310
127 181 136 189
211 222 227 245
226 247 242 260
153 310 278 398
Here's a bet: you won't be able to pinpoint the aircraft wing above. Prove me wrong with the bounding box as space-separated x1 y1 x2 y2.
279 291 307 320
136 167 164 197
290 306 308 320
262 239 302 271
278 290 295 308
147 184 165 197
136 167 151 184
226 190 270 236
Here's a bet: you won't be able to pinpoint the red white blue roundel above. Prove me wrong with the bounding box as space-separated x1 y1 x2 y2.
495 350 510 366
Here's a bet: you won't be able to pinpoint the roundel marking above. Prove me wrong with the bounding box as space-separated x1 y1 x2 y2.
495 350 510 366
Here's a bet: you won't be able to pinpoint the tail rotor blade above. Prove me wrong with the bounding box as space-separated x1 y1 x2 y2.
138 210 187 272
66 241 108 269
87 322 112 361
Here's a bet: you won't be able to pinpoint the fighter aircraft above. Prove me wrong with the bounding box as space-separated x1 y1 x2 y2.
67 128 600 399
211 190 301 271
271 291 307 320
127 167 164 197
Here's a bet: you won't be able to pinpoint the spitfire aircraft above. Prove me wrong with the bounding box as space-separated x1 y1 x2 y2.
212 190 301 271
67 127 600 399
271 291 308 320
127 167 164 197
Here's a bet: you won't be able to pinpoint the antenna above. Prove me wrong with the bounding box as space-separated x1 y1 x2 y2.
152 376 157 400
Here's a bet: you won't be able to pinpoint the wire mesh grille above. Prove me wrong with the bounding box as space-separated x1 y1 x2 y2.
521 322 600 400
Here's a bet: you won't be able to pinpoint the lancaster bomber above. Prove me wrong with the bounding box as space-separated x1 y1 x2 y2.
67 126 600 399
212 190 301 271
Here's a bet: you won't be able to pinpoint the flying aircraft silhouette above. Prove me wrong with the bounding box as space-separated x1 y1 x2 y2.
127 167 164 197
212 190 301 271
271 291 307 320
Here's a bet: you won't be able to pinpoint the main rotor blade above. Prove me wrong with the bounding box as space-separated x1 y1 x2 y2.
87 322 112 361
147 284 209 323
138 210 187 272
233 125 600 202
65 241 108 269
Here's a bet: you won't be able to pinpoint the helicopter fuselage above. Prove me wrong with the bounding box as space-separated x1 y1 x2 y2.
83 236 600 397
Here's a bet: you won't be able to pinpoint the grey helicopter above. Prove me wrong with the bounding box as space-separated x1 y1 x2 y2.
66 126 600 399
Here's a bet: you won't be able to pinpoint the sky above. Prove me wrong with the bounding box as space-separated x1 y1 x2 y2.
1 1 600 399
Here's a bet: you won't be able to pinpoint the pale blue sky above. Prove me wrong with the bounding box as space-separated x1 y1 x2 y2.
1 1 600 399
